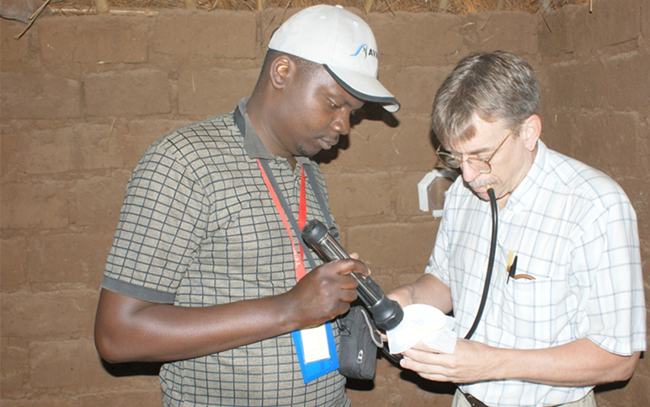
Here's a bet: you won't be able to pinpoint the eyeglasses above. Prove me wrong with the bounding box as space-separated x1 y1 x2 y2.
436 128 515 174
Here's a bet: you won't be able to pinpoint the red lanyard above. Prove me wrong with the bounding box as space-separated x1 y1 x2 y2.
257 158 307 281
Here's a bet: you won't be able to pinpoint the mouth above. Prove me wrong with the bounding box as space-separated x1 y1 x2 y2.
467 180 496 197
318 136 339 150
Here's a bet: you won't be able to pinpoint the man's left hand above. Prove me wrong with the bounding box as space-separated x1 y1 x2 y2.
400 339 499 384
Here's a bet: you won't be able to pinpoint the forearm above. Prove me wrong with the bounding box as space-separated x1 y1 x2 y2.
492 338 640 386
401 337 640 387
389 274 452 314
95 289 301 363
95 259 366 364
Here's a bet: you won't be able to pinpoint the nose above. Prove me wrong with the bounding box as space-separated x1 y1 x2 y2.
331 112 351 135
460 160 480 183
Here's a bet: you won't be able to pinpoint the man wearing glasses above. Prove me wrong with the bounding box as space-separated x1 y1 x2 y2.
388 51 645 407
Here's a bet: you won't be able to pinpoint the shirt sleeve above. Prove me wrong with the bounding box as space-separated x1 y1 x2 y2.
571 194 646 355
424 201 451 285
102 140 209 303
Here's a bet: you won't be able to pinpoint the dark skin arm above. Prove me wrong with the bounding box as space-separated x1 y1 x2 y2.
95 258 367 363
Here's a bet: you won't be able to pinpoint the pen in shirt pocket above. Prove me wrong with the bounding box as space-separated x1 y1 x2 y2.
506 252 517 284
506 253 535 283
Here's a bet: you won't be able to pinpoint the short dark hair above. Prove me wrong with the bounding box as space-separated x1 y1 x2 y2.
256 49 320 86
431 51 540 146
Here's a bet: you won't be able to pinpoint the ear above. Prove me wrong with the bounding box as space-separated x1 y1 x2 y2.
269 55 292 90
520 114 542 152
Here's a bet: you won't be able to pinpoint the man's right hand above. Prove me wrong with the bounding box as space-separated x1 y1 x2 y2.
284 258 369 328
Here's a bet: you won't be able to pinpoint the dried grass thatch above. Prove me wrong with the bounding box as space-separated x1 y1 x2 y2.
50 0 590 14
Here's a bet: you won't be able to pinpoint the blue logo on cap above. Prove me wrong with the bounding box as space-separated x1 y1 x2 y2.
350 44 378 58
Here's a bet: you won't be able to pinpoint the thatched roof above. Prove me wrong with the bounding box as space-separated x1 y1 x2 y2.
2 0 591 39
51 0 590 15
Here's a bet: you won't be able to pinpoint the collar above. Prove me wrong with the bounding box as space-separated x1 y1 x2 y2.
234 98 311 167
501 140 548 214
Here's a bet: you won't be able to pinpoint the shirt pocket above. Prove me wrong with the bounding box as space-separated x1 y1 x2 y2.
500 274 570 347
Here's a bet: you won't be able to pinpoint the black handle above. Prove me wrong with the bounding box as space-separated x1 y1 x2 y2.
302 219 404 331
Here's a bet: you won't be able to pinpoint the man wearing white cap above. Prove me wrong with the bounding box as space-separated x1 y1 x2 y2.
94 5 399 407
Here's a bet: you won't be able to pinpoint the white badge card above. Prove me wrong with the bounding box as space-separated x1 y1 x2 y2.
300 324 331 362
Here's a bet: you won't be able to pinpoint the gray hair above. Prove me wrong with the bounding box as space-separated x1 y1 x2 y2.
431 51 540 146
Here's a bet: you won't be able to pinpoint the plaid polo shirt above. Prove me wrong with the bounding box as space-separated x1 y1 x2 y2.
102 99 349 407
426 141 645 407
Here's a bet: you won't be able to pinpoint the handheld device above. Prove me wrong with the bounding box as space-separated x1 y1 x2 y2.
301 220 404 332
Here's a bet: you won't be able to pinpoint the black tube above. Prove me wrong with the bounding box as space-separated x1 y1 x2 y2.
464 187 498 340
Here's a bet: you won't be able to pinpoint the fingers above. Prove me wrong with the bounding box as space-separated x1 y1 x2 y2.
410 341 441 352
331 258 370 277
400 345 480 384
400 350 451 382
288 258 371 325
296 260 362 303
337 282 359 304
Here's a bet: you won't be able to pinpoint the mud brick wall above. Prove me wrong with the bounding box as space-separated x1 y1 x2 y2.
1 0 648 405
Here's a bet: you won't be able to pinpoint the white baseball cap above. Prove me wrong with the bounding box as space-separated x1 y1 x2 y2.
268 5 400 113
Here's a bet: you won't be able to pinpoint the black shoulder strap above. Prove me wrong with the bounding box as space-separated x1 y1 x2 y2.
302 163 338 237
258 160 333 270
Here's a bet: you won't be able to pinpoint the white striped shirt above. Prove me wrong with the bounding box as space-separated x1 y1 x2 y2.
425 141 646 407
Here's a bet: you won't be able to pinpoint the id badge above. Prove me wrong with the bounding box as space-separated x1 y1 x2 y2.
292 322 339 383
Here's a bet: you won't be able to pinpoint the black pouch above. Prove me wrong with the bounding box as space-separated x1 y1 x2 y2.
337 305 383 380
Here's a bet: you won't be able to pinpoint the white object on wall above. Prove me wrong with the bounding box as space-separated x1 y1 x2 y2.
417 168 459 218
